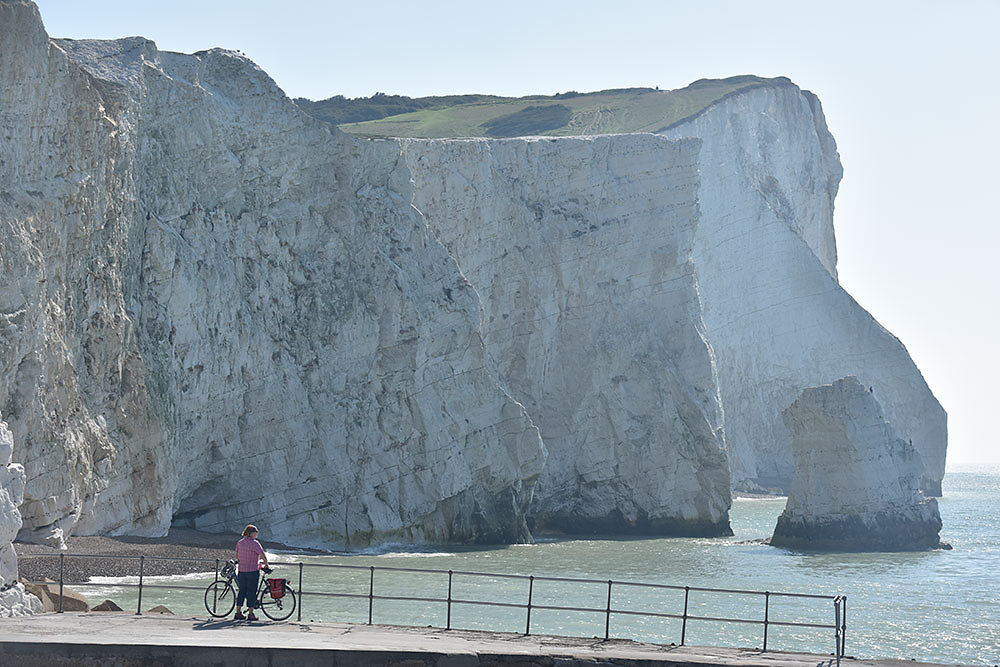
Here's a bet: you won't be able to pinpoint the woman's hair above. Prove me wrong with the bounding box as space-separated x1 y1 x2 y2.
242 524 258 537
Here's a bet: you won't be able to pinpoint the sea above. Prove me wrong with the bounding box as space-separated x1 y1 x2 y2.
84 465 999 665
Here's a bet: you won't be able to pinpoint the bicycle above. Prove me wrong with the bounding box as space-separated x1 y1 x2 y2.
204 560 297 621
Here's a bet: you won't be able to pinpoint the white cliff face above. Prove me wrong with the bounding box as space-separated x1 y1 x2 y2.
1 0 946 548
1 0 545 549
0 0 166 546
1 413 42 616
399 136 732 534
771 376 942 550
662 86 947 495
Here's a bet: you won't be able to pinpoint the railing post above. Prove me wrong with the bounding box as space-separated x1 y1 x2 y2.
841 596 847 658
58 553 64 613
446 570 453 630
136 555 145 615
297 562 304 622
210 558 220 613
368 566 375 625
834 597 842 665
680 586 689 645
763 591 770 652
525 575 534 636
605 580 613 640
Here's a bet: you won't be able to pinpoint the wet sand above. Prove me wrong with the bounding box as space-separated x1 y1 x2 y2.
14 529 317 583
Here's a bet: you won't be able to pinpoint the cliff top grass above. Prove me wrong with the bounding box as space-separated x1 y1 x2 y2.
296 75 792 139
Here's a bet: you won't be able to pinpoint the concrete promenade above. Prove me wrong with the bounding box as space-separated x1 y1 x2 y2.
0 613 948 667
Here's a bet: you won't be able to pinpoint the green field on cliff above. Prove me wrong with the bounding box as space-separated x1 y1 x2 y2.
296 75 790 139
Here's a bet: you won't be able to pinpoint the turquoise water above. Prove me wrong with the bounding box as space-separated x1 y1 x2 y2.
84 467 999 665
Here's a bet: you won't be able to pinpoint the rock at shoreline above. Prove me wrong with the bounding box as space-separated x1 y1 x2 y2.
23 579 90 612
1 411 42 616
92 599 124 612
771 377 942 551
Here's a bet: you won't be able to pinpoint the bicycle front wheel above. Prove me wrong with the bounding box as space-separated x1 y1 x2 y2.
258 585 296 621
204 580 236 617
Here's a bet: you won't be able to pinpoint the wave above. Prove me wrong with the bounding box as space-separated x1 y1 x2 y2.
88 570 215 585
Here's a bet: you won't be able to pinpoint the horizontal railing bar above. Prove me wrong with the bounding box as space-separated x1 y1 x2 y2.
450 598 527 611
765 619 836 630
686 614 764 625
29 580 208 594
440 569 532 581
529 603 608 614
134 584 205 592
763 591 836 600
609 608 685 620
268 561 371 571
25 553 219 564
687 585 837 600
346 565 457 577
371 594 446 605
298 591 369 600
609 580 687 592
523 575 606 585
24 579 92 587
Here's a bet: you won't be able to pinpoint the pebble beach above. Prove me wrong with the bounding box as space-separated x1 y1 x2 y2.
14 529 312 583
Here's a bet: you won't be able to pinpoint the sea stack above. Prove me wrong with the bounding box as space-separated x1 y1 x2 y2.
771 377 942 551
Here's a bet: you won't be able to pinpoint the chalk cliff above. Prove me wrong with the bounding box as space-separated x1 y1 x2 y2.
771 377 942 550
399 136 732 535
660 89 946 495
1 0 544 549
1 412 41 616
0 0 946 548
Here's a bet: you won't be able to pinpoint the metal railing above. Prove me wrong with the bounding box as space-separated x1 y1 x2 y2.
24 553 848 658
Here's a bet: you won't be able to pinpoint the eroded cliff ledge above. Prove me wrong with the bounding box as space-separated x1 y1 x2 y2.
1 0 946 548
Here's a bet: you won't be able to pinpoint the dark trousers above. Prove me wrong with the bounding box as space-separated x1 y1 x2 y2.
236 570 260 608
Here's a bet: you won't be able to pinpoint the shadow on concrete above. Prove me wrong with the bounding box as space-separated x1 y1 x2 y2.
192 618 249 630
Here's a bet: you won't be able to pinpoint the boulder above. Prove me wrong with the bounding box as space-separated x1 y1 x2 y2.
23 580 91 612
91 599 124 612
146 605 174 614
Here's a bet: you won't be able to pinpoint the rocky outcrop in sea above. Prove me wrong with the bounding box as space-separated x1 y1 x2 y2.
771 377 943 550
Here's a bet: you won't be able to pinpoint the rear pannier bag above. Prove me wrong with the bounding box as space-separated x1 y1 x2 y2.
266 578 286 599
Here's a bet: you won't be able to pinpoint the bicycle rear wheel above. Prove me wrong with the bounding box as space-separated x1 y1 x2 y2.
258 585 296 621
204 580 236 617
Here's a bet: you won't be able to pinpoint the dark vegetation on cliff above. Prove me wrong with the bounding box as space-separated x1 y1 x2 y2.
294 75 792 139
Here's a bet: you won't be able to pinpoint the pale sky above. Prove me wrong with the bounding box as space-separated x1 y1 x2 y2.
33 1 1000 465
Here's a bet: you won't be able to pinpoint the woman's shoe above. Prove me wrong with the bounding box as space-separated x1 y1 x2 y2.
234 611 245 620
247 611 258 621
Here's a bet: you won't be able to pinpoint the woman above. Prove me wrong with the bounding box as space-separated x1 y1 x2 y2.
234 524 269 621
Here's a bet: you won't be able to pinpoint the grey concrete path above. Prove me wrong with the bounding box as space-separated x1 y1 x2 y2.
0 613 947 667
